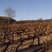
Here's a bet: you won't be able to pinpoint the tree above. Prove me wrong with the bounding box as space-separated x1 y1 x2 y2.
3 7 16 52
3 7 16 34
4 7 15 18
4 7 16 29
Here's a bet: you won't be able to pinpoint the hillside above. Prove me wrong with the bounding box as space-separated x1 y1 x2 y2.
0 16 52 52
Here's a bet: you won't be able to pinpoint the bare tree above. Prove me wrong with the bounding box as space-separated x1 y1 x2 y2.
3 8 16 52
4 7 16 31
4 7 15 18
3 7 16 41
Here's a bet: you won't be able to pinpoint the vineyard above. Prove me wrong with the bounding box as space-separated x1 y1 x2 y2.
0 16 52 52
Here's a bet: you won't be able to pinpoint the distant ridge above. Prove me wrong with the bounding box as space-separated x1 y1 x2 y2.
0 16 16 23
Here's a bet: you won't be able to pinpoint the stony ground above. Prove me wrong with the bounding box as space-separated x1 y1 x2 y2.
0 34 52 52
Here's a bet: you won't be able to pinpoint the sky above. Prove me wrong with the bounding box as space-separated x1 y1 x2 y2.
0 0 52 20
